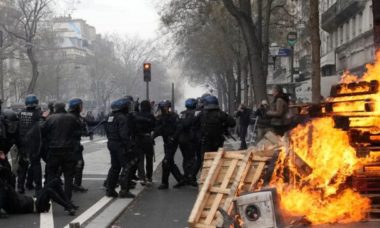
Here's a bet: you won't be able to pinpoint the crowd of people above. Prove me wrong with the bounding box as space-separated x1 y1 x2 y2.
0 93 237 218
0 84 293 219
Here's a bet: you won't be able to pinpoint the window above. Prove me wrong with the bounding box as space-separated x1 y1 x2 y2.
358 12 363 33
340 26 343 44
345 22 350 42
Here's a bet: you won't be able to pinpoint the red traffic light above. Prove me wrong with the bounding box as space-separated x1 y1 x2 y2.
144 63 151 70
143 63 151 82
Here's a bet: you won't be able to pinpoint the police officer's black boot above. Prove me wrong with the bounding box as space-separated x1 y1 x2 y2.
172 164 186 188
105 170 119 197
158 160 170 190
119 167 135 198
73 172 88 193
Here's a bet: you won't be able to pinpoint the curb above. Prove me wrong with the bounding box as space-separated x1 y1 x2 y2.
81 151 165 228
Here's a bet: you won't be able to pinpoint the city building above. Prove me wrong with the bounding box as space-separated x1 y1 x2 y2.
290 0 375 102
50 16 97 100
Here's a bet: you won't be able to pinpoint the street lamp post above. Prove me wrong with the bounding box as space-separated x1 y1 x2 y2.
269 43 280 70
287 32 298 98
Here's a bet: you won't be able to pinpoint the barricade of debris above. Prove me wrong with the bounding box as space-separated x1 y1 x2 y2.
189 132 283 228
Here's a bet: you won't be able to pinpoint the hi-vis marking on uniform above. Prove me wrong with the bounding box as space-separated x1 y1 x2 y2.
108 116 114 122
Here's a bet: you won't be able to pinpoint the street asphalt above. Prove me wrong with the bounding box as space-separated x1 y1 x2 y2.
0 136 127 228
112 152 198 228
3 137 380 228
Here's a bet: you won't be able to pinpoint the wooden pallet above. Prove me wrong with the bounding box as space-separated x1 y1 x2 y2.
189 148 271 227
353 175 380 193
362 194 380 222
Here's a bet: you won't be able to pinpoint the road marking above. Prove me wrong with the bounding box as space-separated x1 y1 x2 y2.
96 139 108 144
40 202 54 228
82 177 107 181
81 140 91 144
66 143 164 228
64 196 114 228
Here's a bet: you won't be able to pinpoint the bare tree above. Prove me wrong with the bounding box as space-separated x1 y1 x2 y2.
310 0 321 103
3 0 51 94
222 0 268 105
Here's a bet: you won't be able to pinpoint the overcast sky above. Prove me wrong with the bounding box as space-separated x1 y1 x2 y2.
59 0 205 104
71 0 160 38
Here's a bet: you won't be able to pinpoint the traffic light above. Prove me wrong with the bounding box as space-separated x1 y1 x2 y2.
143 63 151 82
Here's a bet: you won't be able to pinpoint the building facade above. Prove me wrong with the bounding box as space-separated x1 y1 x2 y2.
289 0 375 102
51 16 97 100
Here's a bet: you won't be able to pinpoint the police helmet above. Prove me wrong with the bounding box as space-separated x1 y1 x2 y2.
2 109 18 134
25 94 39 108
203 95 219 110
185 98 197 110
124 95 136 112
158 100 171 109
68 98 83 112
111 97 130 112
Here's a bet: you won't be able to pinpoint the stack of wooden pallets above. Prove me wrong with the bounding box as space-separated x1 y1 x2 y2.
188 144 278 228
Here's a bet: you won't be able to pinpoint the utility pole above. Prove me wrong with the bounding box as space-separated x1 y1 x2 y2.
0 30 3 102
287 32 297 99
146 81 149 100
171 83 175 112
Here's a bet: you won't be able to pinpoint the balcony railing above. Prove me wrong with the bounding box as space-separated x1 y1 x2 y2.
321 0 366 33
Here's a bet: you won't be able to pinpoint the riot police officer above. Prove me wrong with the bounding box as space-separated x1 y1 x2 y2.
0 109 19 190
153 100 185 190
193 95 236 169
105 97 136 198
17 95 43 194
134 100 155 184
68 98 91 193
41 102 82 201
176 98 198 186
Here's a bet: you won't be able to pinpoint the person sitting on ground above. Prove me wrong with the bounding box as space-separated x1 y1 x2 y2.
0 151 77 218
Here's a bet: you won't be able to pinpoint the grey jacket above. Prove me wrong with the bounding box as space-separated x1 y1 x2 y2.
267 96 290 126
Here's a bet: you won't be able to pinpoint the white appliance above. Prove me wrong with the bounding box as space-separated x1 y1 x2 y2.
235 189 281 228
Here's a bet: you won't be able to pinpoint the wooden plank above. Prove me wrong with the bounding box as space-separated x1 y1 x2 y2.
189 149 224 225
209 187 230 195
222 151 253 212
203 151 246 160
251 155 272 162
248 162 266 191
194 223 216 228
205 159 238 224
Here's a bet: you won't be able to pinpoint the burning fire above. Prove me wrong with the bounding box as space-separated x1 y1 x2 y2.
270 51 380 224
271 118 371 224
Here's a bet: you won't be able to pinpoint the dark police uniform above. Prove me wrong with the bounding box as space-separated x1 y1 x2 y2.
105 109 136 198
133 110 155 182
17 107 42 193
176 109 197 182
41 111 81 200
154 111 184 188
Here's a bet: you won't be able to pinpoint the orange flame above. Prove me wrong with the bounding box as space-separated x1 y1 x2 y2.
271 118 371 224
268 50 380 225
